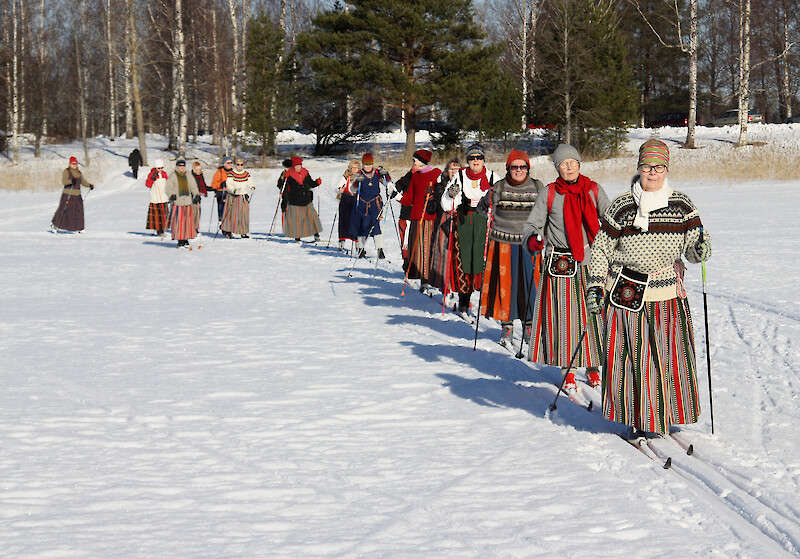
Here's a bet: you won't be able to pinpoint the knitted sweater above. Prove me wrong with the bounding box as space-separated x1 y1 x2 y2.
226 169 254 195
165 171 199 206
588 182 709 302
478 176 542 244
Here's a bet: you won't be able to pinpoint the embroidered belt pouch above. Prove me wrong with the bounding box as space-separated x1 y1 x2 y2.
610 267 649 311
547 247 577 278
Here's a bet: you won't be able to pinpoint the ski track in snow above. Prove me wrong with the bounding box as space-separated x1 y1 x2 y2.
1 134 800 557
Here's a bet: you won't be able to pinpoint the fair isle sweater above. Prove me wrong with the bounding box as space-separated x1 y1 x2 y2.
478 176 543 244
588 182 709 302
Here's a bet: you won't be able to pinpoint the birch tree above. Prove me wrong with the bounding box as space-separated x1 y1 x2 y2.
10 0 20 164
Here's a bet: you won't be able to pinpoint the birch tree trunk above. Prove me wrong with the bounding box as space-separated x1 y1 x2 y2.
228 0 241 151
176 0 188 157
106 0 117 139
685 0 698 149
211 7 227 153
11 0 20 164
778 2 792 120
521 0 529 130
77 0 90 165
128 0 147 165
124 9 134 140
736 0 751 147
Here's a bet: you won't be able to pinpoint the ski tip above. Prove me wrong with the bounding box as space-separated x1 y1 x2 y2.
687 444 694 456
587 401 594 411
548 403 557 412
663 457 672 469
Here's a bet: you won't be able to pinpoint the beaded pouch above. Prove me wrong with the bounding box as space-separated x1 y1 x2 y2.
547 247 577 278
610 267 649 312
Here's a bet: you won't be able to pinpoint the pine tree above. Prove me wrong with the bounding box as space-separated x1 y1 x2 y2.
245 13 284 164
298 0 496 160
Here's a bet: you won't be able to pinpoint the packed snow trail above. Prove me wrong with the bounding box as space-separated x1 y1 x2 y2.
1 136 800 557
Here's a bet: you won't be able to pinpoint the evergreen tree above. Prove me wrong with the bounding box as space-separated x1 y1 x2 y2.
298 0 497 160
532 0 637 152
245 13 285 164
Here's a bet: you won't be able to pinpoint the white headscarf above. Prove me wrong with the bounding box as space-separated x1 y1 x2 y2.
631 177 672 232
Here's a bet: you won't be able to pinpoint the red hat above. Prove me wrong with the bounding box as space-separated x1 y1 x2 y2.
290 156 303 167
69 156 78 165
506 149 530 168
362 153 374 165
413 149 432 164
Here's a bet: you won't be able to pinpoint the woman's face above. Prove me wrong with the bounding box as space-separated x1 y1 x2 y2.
467 154 485 174
412 159 426 172
293 164 302 173
507 159 529 181
557 159 580 182
350 162 360 174
639 164 668 191
447 163 459 178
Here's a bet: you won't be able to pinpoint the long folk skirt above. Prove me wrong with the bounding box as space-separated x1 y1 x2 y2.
283 203 322 239
337 193 357 241
221 194 250 235
529 265 603 368
170 205 197 241
404 219 435 281
602 297 700 434
52 189 85 231
428 214 456 293
146 202 169 232
480 240 540 323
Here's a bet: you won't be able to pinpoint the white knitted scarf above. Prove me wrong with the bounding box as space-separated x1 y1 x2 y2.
631 177 672 232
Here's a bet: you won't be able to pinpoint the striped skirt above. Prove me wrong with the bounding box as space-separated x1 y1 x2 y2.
404 219 435 281
480 241 540 322
221 194 250 235
283 203 322 239
603 298 700 434
529 265 603 368
146 202 169 232
192 202 201 229
428 214 456 293
170 205 197 240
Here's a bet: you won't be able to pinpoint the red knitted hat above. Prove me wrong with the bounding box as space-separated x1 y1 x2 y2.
290 156 303 167
506 149 530 168
69 156 78 165
413 149 432 164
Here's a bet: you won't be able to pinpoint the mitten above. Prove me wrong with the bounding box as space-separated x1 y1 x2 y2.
315 178 322 186
245 194 250 202
695 239 712 261
586 287 604 315
169 194 177 202
386 182 398 199
149 170 158 182
89 184 94 190
527 235 544 253
447 182 460 198
192 195 201 204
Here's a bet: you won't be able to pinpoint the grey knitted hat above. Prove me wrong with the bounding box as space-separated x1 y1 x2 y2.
222 156 234 165
552 144 581 169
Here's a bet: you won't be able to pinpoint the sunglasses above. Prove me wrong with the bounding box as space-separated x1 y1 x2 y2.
509 165 528 171
467 155 484 161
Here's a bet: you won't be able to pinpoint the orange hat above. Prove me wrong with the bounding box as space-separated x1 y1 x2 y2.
506 149 530 168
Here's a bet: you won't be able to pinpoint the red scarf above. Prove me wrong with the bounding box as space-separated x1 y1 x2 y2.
287 167 309 184
554 174 599 261
465 167 491 191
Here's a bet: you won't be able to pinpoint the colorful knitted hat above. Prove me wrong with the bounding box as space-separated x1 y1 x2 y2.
638 139 670 167
506 149 530 169
362 153 374 165
465 143 485 158
413 149 432 164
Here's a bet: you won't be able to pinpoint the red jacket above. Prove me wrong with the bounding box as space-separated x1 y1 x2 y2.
400 167 441 221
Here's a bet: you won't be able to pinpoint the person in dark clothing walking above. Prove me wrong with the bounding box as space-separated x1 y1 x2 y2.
128 149 143 179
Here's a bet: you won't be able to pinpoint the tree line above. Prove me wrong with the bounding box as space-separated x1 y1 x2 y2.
0 0 797 164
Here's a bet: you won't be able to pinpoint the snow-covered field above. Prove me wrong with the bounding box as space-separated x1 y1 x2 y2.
2 126 800 557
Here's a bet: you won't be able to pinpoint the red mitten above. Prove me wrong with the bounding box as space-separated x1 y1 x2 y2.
315 178 322 185
527 235 544 252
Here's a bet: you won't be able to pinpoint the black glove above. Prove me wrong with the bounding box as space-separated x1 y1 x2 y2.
425 196 437 215
169 194 177 202
192 195 201 204
245 194 250 202
89 184 94 190
149 170 158 182
586 287 604 315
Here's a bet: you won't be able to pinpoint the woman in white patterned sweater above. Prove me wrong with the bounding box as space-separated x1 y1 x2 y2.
586 139 712 441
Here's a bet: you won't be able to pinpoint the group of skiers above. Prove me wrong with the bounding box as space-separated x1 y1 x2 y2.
51 138 712 443
330 140 711 444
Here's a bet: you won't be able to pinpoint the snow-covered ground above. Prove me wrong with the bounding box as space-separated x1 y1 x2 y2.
2 125 800 557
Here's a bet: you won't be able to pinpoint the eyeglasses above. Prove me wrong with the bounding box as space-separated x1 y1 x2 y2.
177 163 186 167
509 165 528 171
640 164 667 173
235 163 244 166
467 155 484 161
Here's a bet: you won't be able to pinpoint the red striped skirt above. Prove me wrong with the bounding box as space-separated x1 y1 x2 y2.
428 214 457 293
529 265 603 368
221 194 250 235
146 202 169 231
603 298 700 434
170 205 197 240
404 219 435 281
283 203 322 239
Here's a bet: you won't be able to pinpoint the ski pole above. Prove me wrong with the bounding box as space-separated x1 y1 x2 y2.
699 227 715 434
516 252 538 359
207 195 215 233
549 321 590 411
326 212 338 248
269 176 287 235
400 191 431 296
473 189 493 350
443 201 456 316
